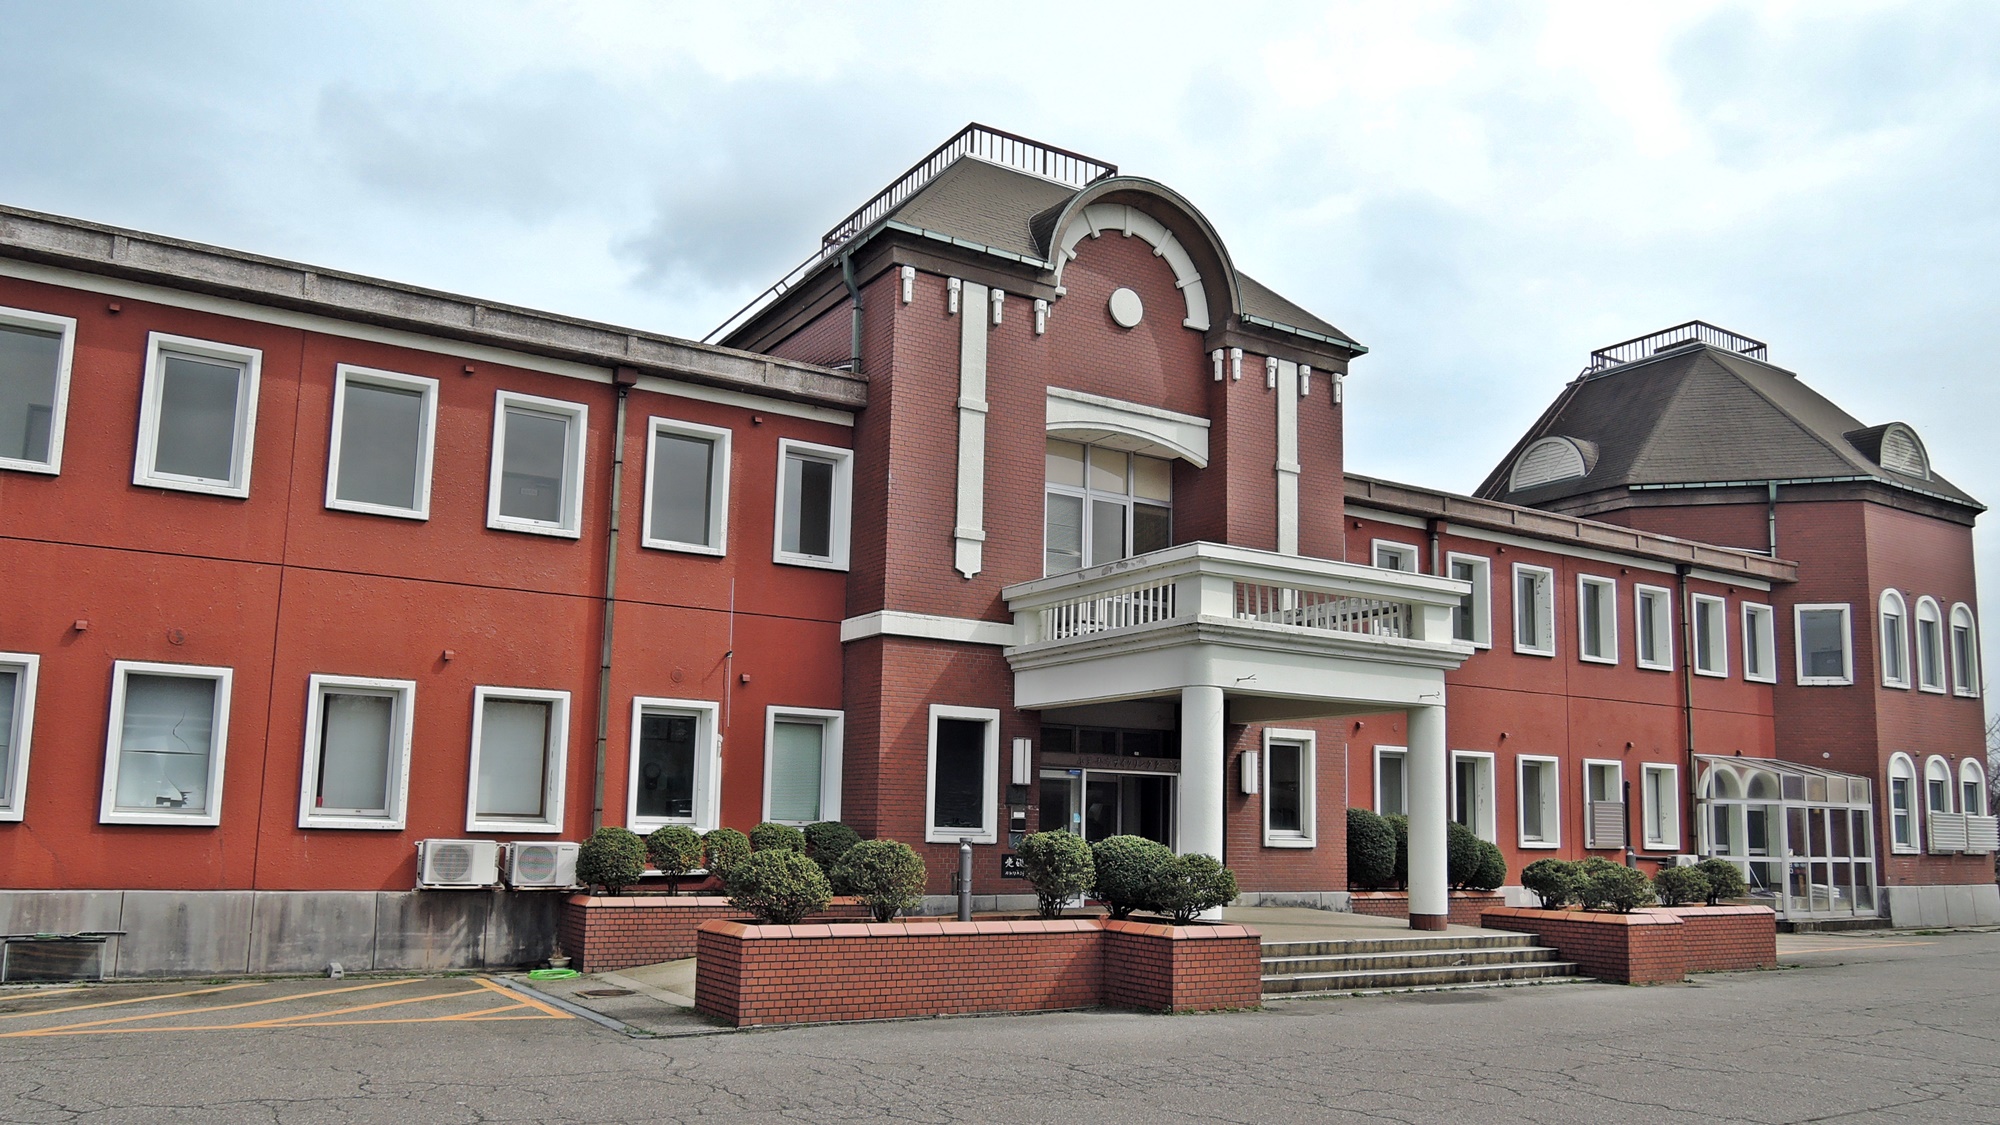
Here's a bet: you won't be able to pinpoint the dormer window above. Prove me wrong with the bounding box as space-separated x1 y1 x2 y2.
1508 436 1593 492
1846 422 1932 481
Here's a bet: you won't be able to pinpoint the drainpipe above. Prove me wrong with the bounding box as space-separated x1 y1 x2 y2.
592 365 639 831
1675 562 1698 857
1766 482 1780 557
1425 517 1444 577
841 251 864 375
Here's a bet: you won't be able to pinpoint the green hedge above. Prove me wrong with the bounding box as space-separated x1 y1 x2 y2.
1576 857 1653 913
702 827 752 880
829 839 926 922
1147 853 1239 924
1091 835 1174 920
1016 831 1094 919
803 822 863 872
725 848 832 924
1521 858 1580 909
1652 864 1709 907
749 821 806 853
576 826 646 895
644 825 704 894
1346 808 1397 890
1695 858 1748 904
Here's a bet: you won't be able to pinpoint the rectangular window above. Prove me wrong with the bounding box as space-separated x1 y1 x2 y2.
927 705 999 843
764 706 843 825
1583 760 1624 849
628 697 720 833
1915 600 1944 692
0 305 76 474
1691 593 1728 677
1951 616 1978 696
1371 540 1417 572
1447 554 1491 647
1518 756 1560 847
1452 751 1496 842
1641 764 1679 850
1743 603 1776 683
1881 599 1909 688
643 418 731 554
1263 729 1317 847
298 674 415 829
488 391 587 537
1044 439 1172 575
466 687 570 833
1577 575 1616 663
326 365 438 519
775 439 853 569
1890 774 1916 852
135 333 261 497
1635 584 1673 670
1375 746 1407 816
1795 604 1854 685
100 661 233 826
1513 564 1555 656
0 653 40 821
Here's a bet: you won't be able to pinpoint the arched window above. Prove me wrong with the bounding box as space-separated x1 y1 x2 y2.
1508 437 1590 492
1914 598 1944 692
1879 590 1909 689
1949 604 1979 697
1925 756 1954 815
1962 758 1989 819
1887 753 1918 853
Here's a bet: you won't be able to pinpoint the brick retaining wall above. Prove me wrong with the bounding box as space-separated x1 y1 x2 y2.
1101 920 1264 1013
558 896 871 971
1663 906 1779 971
1481 905 1776 984
1350 891 1504 928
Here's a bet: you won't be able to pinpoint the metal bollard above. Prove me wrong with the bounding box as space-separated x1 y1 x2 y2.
958 839 973 921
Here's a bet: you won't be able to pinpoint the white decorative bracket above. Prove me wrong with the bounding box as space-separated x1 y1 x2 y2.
991 288 1005 326
947 278 961 316
1265 356 1279 390
1211 349 1224 382
899 265 915 305
1229 347 1243 382
1033 298 1048 336
1333 372 1345 404
1300 365 1312 397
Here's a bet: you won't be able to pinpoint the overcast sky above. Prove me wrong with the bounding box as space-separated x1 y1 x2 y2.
6 1 1999 683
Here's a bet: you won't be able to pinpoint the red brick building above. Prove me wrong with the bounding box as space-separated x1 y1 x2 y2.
0 127 1990 975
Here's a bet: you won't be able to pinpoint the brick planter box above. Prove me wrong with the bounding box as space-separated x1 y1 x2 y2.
1350 891 1504 928
695 917 1263 1027
1481 904 1776 984
558 895 870 972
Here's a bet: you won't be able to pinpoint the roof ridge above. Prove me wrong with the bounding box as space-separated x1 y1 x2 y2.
1701 349 1875 477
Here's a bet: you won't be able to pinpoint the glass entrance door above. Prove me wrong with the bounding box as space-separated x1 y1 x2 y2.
1041 769 1173 849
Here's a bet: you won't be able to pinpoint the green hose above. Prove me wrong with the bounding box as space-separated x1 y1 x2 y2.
526 968 581 981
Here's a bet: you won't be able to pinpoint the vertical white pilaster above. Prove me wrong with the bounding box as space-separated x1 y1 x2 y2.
953 281 990 578
1179 685 1226 863
1276 359 1300 555
1407 704 1450 929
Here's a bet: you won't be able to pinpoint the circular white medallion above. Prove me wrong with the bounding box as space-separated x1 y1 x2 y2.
1107 287 1144 329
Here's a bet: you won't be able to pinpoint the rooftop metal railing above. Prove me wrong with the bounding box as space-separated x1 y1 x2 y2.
1586 320 1768 373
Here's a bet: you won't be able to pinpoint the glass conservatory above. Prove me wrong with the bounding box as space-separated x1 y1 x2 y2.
1695 755 1878 920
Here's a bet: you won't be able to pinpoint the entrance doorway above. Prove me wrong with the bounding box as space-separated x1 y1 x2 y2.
1040 771 1175 848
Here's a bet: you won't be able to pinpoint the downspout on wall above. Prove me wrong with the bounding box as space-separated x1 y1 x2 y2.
1675 562 1698 859
592 365 639 831
842 251 864 375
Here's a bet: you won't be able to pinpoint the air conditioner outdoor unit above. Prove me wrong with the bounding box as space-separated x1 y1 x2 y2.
505 841 581 889
415 839 501 889
1673 854 1700 867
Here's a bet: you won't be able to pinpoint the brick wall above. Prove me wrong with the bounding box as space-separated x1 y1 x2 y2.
558 896 871 972
1101 920 1263 1012
1481 904 1776 983
1665 905 1778 971
1351 891 1505 928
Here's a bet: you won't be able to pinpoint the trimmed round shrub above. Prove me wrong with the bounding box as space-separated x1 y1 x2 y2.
1092 835 1175 920
1576 857 1654 913
1521 858 1581 909
1652 864 1710 907
1446 821 1484 889
1469 839 1507 891
749 821 806 853
803 821 863 872
1147 853 1239 924
702 827 752 880
575 826 646 896
644 825 704 894
725 848 832 925
1696 858 1749 905
1016 831 1094 918
1346 807 1397 890
1384 814 1410 888
829 839 926 922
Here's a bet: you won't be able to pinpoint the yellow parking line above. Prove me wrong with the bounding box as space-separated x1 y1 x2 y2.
442 1002 529 1021
471 975 572 1019
0 978 417 1038
0 982 259 1022
241 987 489 1027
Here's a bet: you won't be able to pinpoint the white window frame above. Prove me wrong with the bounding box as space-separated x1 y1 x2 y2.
0 652 40 821
465 686 571 834
1742 602 1776 684
1690 592 1729 678
1888 752 1919 853
1581 758 1623 849
1924 755 1954 815
325 364 439 520
1794 603 1854 686
134 332 262 498
1576 575 1617 664
1374 745 1408 816
1879 590 1910 689
1949 603 1979 697
762 705 844 825
641 417 731 555
1446 552 1491 649
1512 563 1556 657
1635 583 1675 671
925 705 1000 844
1640 763 1680 851
99 660 234 827
1451 750 1497 842
1371 540 1417 572
1262 728 1317 848
627 696 722 834
1913 597 1945 693
297 674 416 830
1516 754 1561 849
773 438 854 570
486 389 588 538
0 304 77 475
1961 758 1988 818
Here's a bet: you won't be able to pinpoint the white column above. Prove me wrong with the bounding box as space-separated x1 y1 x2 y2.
1275 359 1300 555
1406 704 1450 931
1178 685 1226 862
952 281 989 578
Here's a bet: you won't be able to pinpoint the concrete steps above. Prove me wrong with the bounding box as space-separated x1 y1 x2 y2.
1261 932 1590 996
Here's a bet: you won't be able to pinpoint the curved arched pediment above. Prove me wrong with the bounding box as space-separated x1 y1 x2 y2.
1042 178 1240 335
1509 436 1597 492
1045 387 1210 467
